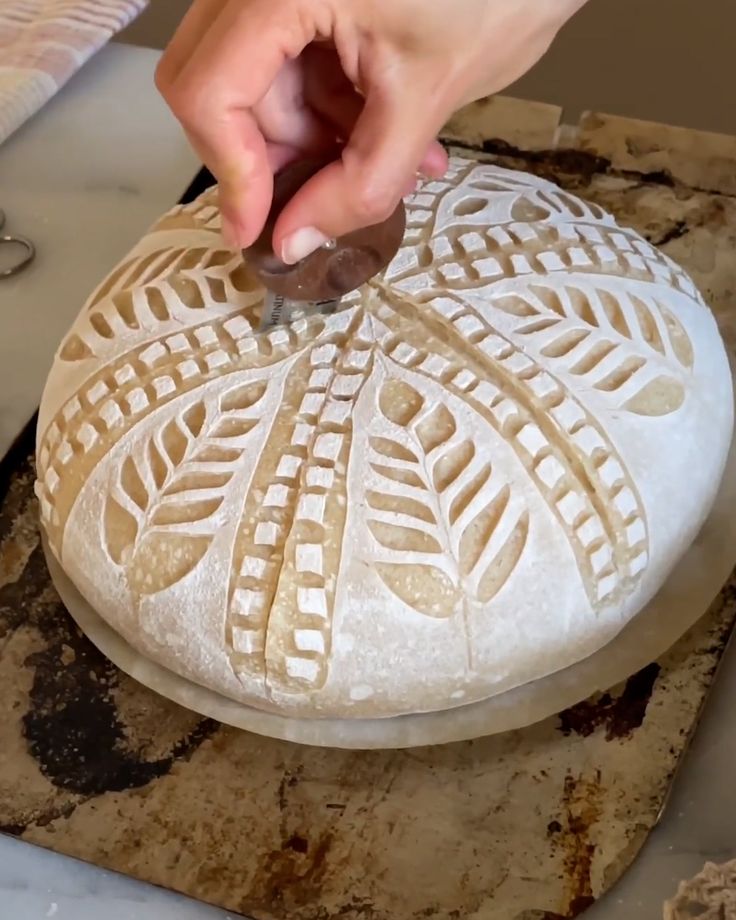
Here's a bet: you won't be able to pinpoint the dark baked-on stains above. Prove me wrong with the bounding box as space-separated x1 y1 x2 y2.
0 414 37 511
481 139 612 184
24 620 218 796
651 220 690 247
0 458 219 814
540 771 603 919
284 834 310 855
558 663 661 741
439 135 609 184
440 135 691 195
1 524 66 643
248 832 335 912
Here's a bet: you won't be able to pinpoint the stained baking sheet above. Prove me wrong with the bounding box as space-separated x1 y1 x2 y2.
43 396 736 748
2 98 736 919
3 445 735 919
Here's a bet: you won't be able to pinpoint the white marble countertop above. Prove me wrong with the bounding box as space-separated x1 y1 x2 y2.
0 43 198 459
0 40 733 920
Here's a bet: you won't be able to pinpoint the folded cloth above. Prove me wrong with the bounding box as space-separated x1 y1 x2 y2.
664 859 736 920
0 0 148 146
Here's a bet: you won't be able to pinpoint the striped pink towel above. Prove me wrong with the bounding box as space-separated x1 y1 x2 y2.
0 0 148 145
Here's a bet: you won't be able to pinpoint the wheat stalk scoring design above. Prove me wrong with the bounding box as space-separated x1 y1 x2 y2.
366 378 529 618
35 157 720 716
103 380 268 595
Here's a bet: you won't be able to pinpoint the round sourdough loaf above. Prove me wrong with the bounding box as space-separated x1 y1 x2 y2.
36 158 733 719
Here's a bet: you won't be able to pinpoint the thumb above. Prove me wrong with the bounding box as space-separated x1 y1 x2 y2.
273 73 449 265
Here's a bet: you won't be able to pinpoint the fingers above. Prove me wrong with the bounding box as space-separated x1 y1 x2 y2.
155 0 226 89
157 0 313 248
302 45 363 142
179 116 273 250
156 0 450 257
266 141 303 174
252 58 335 155
304 47 448 179
274 69 450 264
420 142 449 178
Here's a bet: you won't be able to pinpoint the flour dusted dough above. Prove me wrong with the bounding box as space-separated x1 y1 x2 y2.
35 158 733 719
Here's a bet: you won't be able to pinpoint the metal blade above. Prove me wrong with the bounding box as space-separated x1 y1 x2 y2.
258 290 341 332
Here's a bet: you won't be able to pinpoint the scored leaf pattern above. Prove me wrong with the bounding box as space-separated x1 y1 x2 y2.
366 378 529 618
491 280 693 415
37 157 716 709
463 173 612 226
393 167 697 421
59 246 256 362
103 380 268 595
401 162 615 262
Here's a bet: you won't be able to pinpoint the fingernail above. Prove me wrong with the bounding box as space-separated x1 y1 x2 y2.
281 227 329 265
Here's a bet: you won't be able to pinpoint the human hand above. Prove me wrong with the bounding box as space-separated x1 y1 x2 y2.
156 0 587 264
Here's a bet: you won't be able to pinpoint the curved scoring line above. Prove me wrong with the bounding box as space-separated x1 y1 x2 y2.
374 284 649 601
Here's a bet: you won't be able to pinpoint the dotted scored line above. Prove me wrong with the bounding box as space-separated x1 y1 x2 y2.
171 197 221 231
41 171 658 610
227 347 337 671
228 340 370 688
381 301 648 605
400 221 698 300
36 312 316 533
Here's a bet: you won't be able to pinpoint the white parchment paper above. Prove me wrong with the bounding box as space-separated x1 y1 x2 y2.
43 390 736 749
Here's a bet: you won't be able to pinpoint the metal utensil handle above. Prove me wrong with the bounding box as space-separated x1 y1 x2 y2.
0 234 35 278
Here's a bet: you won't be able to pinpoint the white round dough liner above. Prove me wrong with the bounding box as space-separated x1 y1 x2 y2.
42 375 736 750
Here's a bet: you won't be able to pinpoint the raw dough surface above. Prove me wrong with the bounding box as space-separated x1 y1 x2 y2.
35 158 734 719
